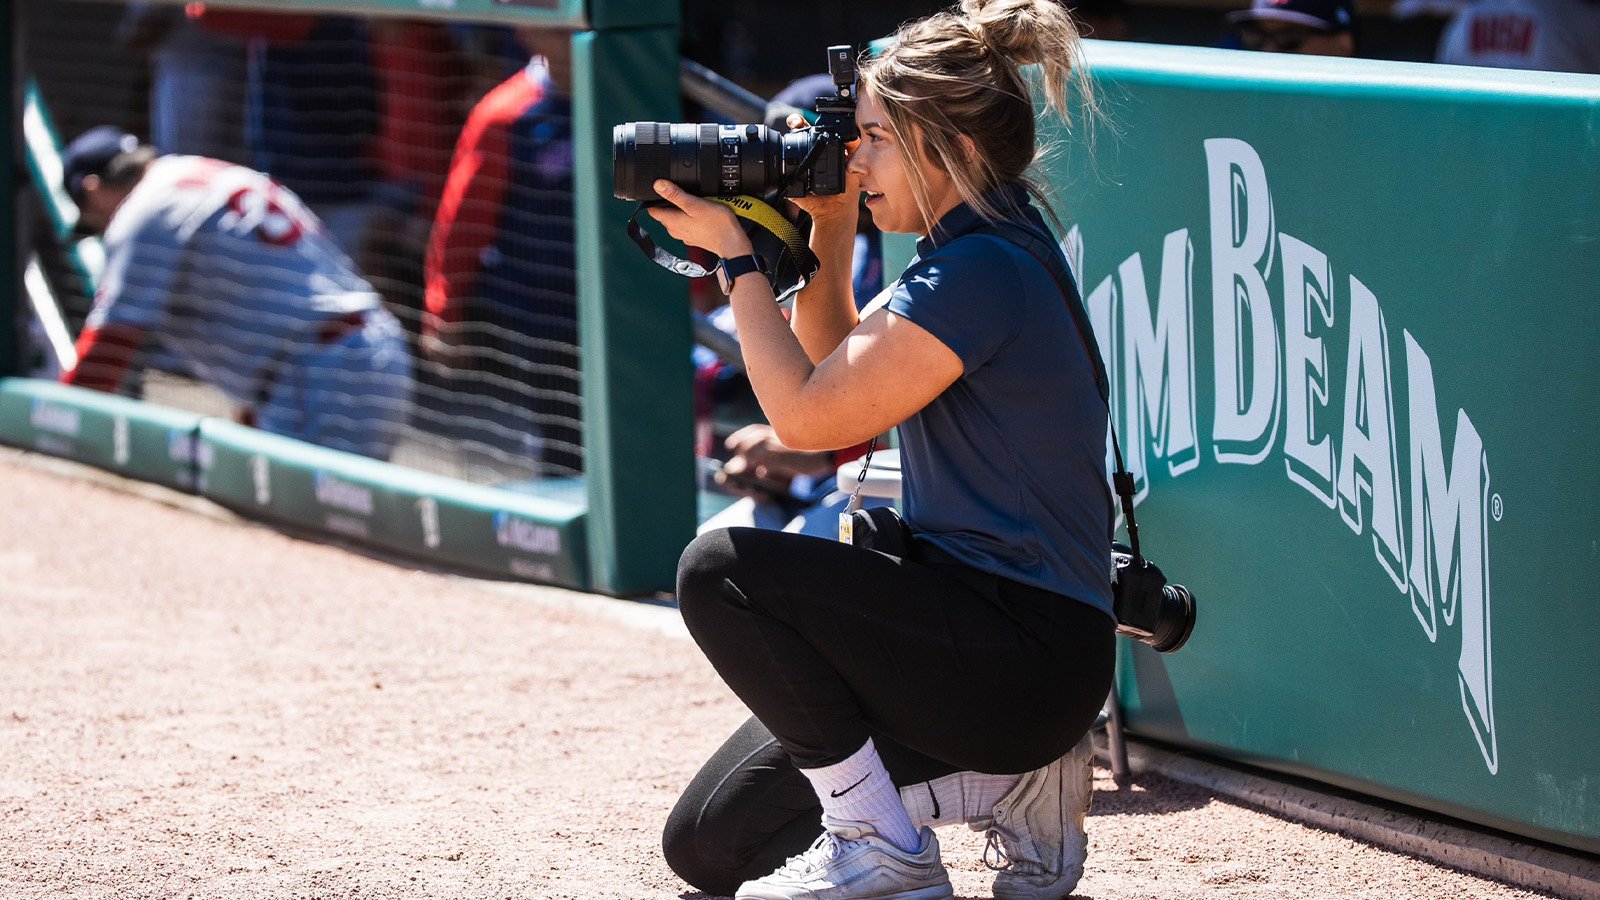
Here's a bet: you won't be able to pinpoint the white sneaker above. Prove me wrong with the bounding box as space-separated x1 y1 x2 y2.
981 733 1094 899
734 820 954 900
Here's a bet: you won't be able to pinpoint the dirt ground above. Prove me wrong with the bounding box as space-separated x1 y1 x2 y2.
0 453 1567 899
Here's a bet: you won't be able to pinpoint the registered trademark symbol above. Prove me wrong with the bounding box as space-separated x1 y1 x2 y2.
1492 494 1504 521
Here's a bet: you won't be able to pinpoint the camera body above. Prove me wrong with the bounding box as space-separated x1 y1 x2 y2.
1111 544 1197 654
799 44 861 197
612 46 859 202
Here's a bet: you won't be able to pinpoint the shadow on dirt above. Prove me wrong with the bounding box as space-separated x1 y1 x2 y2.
1089 766 1213 818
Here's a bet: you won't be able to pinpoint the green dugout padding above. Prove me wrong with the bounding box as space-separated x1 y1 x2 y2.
0 379 588 590
0 378 204 490
1051 43 1599 853
198 420 588 590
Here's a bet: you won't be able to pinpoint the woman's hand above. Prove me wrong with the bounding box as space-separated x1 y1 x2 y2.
647 180 754 260
783 114 862 229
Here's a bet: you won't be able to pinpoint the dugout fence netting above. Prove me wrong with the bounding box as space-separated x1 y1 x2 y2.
23 0 587 486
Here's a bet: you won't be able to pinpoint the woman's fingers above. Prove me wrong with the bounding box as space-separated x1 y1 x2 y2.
652 179 721 215
652 179 691 208
645 180 753 259
647 181 708 231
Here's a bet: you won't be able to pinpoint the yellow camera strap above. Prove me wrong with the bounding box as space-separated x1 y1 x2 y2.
626 194 820 301
706 195 806 256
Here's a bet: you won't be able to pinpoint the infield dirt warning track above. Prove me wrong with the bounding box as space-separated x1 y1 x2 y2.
0 452 1563 899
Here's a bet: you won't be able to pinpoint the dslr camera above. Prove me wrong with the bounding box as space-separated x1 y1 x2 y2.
613 45 860 202
1111 543 1196 654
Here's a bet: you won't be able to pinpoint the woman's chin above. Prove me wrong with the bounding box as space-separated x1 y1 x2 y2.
865 201 907 234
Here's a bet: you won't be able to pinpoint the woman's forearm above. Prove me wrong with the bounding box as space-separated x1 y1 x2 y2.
789 216 860 365
727 273 829 447
642 178 860 447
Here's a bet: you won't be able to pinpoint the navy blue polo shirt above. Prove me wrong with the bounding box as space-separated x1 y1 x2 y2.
886 184 1114 619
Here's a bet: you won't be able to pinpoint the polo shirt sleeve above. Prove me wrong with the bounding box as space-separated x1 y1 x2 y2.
885 235 1024 375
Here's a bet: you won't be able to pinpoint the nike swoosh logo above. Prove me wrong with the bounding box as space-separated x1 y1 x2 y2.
830 773 872 798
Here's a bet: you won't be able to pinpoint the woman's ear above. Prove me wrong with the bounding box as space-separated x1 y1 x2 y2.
916 129 975 174
958 134 979 164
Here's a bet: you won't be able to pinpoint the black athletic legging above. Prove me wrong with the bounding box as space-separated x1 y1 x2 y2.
666 526 1114 895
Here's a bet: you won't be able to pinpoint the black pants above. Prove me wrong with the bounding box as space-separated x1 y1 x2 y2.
667 527 1115 895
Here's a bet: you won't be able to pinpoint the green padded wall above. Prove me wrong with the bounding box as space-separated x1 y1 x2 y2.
572 25 695 596
1046 41 1600 853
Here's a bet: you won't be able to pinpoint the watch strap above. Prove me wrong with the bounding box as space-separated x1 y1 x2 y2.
718 254 768 294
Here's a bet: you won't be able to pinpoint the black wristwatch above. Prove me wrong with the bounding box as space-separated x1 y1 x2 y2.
716 254 769 295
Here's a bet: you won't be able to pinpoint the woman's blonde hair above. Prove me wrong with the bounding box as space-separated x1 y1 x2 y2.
861 0 1094 229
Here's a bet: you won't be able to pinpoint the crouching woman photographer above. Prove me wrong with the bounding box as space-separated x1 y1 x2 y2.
651 2 1113 897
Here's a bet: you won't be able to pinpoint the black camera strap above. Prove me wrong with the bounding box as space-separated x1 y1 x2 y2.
627 203 718 279
971 220 1145 562
626 195 821 302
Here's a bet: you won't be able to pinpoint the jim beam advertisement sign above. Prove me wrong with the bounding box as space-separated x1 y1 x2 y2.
1068 139 1498 774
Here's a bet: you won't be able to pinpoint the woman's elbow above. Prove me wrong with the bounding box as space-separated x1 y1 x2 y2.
768 422 826 452
766 416 837 453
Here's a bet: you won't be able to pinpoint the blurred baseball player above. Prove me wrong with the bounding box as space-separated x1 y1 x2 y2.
1226 0 1358 55
1436 0 1600 73
423 27 582 476
59 126 415 460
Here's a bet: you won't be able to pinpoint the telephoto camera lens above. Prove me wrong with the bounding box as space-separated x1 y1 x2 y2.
613 122 823 202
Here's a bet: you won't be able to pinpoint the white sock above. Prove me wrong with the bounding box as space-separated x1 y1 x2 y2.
899 770 1023 829
800 738 922 852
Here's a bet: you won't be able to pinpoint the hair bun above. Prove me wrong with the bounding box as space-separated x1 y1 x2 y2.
960 0 1059 67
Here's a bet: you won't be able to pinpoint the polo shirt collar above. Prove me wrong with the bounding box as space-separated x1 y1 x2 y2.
917 182 1032 253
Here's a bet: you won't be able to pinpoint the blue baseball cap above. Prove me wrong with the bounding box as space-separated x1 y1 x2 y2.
61 126 143 204
1226 0 1355 31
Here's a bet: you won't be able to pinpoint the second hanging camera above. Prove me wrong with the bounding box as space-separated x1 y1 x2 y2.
1111 544 1197 654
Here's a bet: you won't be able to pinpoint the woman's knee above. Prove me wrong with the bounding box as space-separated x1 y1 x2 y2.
662 717 822 895
675 528 744 638
676 528 737 602
661 716 781 894
676 527 795 624
662 793 741 896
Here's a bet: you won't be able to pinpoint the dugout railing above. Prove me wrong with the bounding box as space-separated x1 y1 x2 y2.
7 0 1600 865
